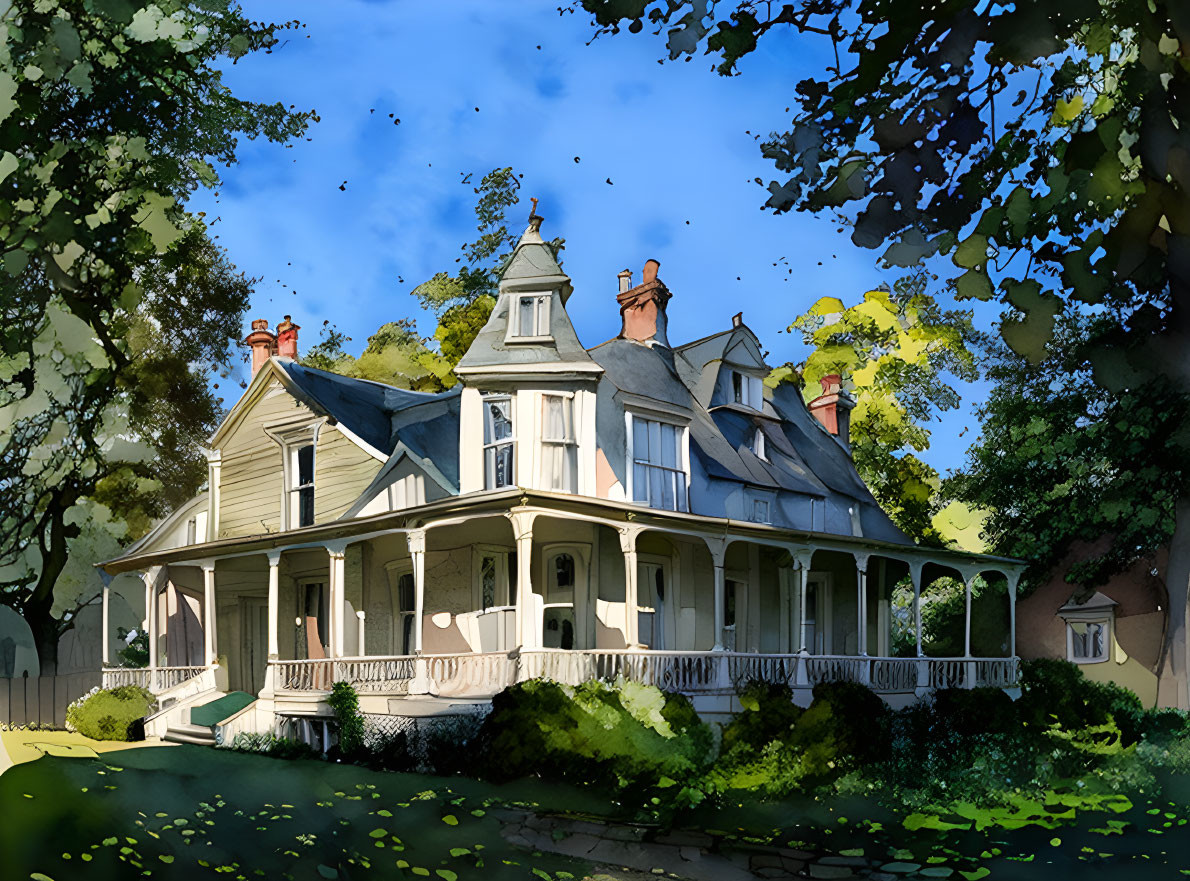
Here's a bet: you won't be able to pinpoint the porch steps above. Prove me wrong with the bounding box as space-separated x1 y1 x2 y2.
163 721 217 746
189 691 255 727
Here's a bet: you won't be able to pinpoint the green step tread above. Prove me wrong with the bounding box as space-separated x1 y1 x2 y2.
190 691 256 728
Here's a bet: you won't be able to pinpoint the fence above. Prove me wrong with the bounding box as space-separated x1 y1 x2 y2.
0 672 101 729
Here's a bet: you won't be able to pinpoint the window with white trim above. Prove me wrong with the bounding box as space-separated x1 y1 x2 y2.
513 294 551 338
541 393 577 492
628 414 689 512
1067 618 1110 663
482 394 515 489
753 426 767 461
289 443 315 527
731 371 764 409
750 497 771 524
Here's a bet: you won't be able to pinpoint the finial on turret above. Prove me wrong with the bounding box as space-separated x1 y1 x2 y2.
528 197 543 233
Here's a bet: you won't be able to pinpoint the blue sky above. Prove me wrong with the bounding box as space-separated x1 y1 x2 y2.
191 1 1005 477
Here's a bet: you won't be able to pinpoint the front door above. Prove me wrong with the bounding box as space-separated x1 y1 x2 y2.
300 582 329 660
638 561 667 649
239 597 269 695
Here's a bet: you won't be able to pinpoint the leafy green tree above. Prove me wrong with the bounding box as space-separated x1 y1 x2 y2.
947 314 1188 590
0 1 306 668
570 0 1190 704
775 272 977 544
301 319 455 392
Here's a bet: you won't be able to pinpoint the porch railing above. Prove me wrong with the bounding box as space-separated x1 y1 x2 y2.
268 652 1020 698
102 666 207 693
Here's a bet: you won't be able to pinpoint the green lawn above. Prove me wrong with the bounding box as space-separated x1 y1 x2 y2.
6 743 1190 880
0 745 605 881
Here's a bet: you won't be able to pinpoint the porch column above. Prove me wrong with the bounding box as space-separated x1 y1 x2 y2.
910 562 923 657
100 572 111 666
1007 571 1020 658
798 565 810 653
854 554 869 656
267 551 281 659
326 544 347 658
202 561 217 666
963 573 977 658
406 529 436 695
620 526 642 647
510 512 537 648
145 568 160 673
705 537 726 650
407 530 426 653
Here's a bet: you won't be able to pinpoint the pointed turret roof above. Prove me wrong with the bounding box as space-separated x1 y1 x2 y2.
454 211 601 378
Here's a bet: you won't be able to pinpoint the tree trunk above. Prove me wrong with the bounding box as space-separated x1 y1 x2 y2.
1157 497 1190 708
21 498 73 676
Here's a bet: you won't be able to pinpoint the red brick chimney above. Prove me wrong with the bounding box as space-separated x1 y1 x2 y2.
276 315 300 360
808 374 855 447
617 259 671 346
244 318 277 378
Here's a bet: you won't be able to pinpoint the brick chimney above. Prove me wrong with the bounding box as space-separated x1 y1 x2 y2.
244 318 277 377
276 315 300 360
617 259 671 346
808 374 855 447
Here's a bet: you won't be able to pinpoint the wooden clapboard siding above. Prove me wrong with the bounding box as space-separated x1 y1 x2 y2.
218 383 311 539
313 424 382 522
217 383 382 538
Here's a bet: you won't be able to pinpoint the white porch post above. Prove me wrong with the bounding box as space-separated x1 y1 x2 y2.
326 544 347 658
705 536 726 651
854 554 869 657
406 529 435 695
911 563 924 657
202 561 217 666
798 565 810 653
620 526 642 647
1008 571 1020 658
145 568 160 686
267 551 281 659
964 573 976 658
100 573 111 666
510 512 537 649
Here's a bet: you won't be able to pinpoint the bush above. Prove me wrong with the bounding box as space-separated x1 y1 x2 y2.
480 678 713 804
931 686 1018 738
795 680 890 769
1017 658 1161 744
65 685 155 741
327 681 365 759
229 732 322 760
721 681 803 755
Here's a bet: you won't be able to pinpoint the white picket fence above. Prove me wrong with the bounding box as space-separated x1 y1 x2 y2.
0 672 101 728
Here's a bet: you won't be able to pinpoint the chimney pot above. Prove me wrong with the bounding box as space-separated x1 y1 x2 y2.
732 312 743 328
642 259 660 284
276 316 300 360
617 269 633 294
244 318 277 378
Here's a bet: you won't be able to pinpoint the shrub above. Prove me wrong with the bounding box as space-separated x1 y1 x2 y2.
65 685 155 741
794 680 890 769
720 681 803 755
931 686 1018 738
1017 658 1159 744
327 681 365 759
480 678 713 802
229 732 322 760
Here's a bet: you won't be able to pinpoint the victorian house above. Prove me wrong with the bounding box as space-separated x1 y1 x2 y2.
98 213 1025 745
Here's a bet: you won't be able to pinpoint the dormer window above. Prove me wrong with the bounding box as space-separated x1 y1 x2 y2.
731 370 764 409
753 427 767 461
512 293 551 339
483 394 515 489
289 444 315 527
541 393 577 492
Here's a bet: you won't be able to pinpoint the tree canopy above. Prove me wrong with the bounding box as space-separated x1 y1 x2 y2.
0 1 307 667
775 272 977 544
947 314 1188 591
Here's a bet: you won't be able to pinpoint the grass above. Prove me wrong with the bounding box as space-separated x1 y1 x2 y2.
0 744 602 881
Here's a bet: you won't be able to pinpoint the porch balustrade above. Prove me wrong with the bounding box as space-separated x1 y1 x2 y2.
267 651 1020 699
101 665 207 692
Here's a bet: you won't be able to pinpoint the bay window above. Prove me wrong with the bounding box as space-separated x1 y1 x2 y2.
628 413 689 512
483 394 515 489
541 393 577 492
